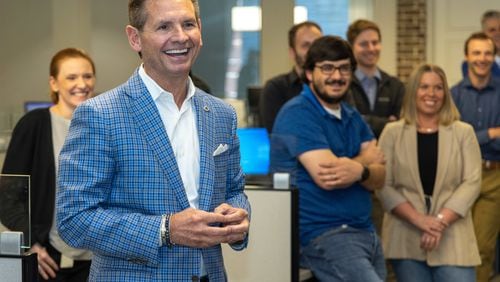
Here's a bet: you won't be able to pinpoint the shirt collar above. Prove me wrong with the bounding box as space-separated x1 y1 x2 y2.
355 68 381 82
138 64 195 103
301 83 354 120
462 75 498 91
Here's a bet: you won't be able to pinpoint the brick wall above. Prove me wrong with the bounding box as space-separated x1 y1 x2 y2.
397 0 427 82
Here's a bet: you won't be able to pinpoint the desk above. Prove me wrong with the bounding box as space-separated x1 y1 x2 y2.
0 253 37 282
223 187 299 282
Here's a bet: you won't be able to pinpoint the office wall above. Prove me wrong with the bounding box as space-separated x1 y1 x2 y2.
0 0 139 116
2 0 499 115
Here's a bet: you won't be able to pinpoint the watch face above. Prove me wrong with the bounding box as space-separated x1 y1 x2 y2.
361 166 370 182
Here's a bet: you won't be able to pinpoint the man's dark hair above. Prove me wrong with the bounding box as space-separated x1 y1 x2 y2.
302 36 357 83
288 21 322 49
346 19 381 45
464 32 497 55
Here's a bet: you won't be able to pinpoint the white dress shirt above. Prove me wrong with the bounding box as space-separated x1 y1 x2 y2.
138 66 200 209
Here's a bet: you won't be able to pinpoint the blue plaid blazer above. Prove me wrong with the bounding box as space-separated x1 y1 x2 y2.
56 69 250 281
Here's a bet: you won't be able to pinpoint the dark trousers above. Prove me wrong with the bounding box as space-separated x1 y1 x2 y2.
42 243 91 282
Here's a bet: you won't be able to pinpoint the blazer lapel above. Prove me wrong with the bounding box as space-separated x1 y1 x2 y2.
126 71 190 209
432 125 452 209
403 124 427 205
192 93 215 211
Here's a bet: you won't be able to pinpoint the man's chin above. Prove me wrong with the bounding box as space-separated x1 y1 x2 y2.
318 93 345 105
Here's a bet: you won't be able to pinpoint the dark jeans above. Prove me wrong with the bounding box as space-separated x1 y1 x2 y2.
301 225 386 282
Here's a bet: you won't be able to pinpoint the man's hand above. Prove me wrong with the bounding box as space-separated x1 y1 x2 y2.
30 243 58 280
317 157 364 189
214 203 250 244
169 206 249 248
488 127 500 139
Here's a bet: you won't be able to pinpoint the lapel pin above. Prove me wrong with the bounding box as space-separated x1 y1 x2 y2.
203 105 210 112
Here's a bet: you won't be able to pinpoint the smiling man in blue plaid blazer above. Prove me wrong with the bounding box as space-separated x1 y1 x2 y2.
56 0 250 281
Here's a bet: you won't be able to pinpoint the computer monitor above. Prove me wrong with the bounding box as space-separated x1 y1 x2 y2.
236 127 270 176
24 101 53 112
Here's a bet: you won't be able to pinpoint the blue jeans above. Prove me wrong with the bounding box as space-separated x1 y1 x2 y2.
390 259 476 282
301 225 386 282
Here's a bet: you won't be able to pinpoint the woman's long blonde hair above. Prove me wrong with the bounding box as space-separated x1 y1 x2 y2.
400 63 460 126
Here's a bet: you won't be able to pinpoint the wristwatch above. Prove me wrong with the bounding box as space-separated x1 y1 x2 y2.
360 165 370 182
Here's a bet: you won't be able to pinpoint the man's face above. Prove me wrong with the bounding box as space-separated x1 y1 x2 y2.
126 0 202 82
483 17 500 53
290 26 322 71
466 38 495 79
306 58 352 106
352 29 381 69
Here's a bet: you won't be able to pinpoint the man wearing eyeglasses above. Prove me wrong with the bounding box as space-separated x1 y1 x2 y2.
271 36 386 281
346 19 405 139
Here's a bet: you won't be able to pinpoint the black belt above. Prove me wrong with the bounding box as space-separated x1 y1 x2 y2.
482 160 500 170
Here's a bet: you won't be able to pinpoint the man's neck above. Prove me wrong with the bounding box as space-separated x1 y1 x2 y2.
148 70 189 109
468 72 491 90
293 65 303 77
357 64 378 77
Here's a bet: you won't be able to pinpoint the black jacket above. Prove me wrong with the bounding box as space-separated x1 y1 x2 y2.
0 108 56 247
348 69 405 138
259 69 303 133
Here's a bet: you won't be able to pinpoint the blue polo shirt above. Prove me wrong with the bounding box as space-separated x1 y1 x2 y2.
270 84 375 246
451 76 500 161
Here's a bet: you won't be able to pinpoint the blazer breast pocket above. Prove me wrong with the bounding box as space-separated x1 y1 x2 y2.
213 143 228 157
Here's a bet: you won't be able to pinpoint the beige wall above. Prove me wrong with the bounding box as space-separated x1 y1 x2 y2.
0 0 139 116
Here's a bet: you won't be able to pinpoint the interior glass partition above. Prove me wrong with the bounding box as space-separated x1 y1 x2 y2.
295 0 350 38
194 0 261 100
0 174 31 250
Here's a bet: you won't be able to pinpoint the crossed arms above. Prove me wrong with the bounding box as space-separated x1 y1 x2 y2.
298 140 386 191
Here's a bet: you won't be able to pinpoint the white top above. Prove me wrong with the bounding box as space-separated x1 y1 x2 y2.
49 111 92 260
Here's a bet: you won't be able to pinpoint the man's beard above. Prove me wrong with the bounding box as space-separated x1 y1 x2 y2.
295 53 305 70
312 79 348 104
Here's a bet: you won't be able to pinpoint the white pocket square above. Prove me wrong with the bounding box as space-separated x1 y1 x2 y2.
213 144 228 156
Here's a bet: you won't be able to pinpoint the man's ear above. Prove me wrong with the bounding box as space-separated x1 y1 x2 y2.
288 47 296 62
126 25 142 52
198 18 203 47
305 69 313 82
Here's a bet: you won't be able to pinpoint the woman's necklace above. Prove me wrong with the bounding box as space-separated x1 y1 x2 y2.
417 126 438 133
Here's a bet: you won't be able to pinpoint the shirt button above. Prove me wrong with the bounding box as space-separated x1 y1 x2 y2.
478 108 482 113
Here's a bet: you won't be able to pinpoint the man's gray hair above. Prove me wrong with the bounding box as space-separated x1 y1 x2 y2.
128 0 201 31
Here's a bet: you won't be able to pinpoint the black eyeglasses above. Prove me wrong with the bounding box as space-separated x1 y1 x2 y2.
315 63 352 75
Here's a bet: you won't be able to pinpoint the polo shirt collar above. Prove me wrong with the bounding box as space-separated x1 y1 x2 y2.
301 83 354 120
